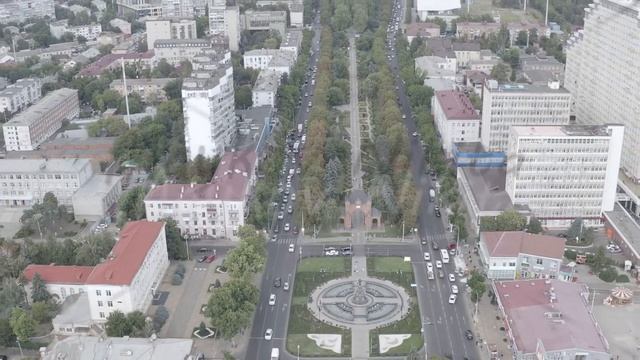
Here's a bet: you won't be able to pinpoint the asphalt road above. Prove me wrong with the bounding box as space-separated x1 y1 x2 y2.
246 13 323 360
386 0 481 359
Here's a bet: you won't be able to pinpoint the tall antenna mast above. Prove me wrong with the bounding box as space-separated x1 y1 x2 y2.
121 58 131 129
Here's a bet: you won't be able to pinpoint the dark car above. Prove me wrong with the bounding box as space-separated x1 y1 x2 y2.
438 270 444 279
434 208 441 217
432 242 439 250
273 277 282 288
197 255 207 263
197 247 209 253
464 330 474 340
292 226 299 235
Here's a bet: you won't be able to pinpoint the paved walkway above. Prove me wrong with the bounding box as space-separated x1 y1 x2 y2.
348 33 363 191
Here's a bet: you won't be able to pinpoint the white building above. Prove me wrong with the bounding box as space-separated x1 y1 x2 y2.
50 20 103 41
242 9 287 36
161 0 194 18
505 124 624 228
0 78 42 114
416 0 460 22
208 0 226 35
243 49 295 75
479 231 566 280
42 336 193 360
71 175 123 221
0 0 54 24
431 90 480 157
565 0 640 184
145 17 197 50
23 265 94 304
224 6 241 52
280 29 303 60
252 70 281 107
153 38 211 66
2 88 79 152
481 80 571 153
182 50 235 159
0 158 94 208
289 1 304 27
145 149 257 239
23 221 169 327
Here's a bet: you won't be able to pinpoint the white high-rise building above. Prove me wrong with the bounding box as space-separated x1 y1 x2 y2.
145 17 197 50
208 0 226 35
161 0 193 18
182 50 235 160
565 0 640 183
481 80 572 153
505 124 624 228
207 1 240 52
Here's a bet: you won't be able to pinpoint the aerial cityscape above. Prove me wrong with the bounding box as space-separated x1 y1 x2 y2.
0 0 637 359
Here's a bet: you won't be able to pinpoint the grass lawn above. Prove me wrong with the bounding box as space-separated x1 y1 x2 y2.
367 256 416 296
287 333 351 357
369 300 423 356
297 257 350 272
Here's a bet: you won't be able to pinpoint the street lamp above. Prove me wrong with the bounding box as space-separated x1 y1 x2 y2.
297 344 300 360
16 339 23 358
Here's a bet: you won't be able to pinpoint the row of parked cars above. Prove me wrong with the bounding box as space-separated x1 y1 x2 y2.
324 246 352 256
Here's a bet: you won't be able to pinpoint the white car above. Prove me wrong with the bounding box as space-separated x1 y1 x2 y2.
449 273 456 282
277 212 284 220
283 282 290 291
284 223 290 232
268 294 276 306
448 294 457 304
451 285 459 294
264 328 273 340
426 262 433 272
288 244 295 253
423 252 430 261
290 193 296 201
435 260 442 269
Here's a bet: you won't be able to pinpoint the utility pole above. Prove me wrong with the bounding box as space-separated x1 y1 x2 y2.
121 58 131 128
401 219 405 242
545 0 549 26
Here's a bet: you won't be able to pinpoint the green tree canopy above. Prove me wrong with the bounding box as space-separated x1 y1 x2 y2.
206 279 259 339
9 308 36 341
30 273 50 303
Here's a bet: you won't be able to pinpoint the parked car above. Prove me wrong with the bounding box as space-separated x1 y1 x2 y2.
205 255 216 263
197 255 207 263
273 277 282 288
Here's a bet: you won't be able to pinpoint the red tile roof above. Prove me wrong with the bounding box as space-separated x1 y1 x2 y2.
434 90 480 120
23 264 94 285
85 220 165 286
79 51 154 77
481 231 565 259
405 22 440 37
145 149 256 202
495 279 608 355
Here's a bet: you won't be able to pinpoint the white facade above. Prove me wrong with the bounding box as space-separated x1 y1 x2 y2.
505 124 624 228
416 0 460 22
50 21 103 41
481 80 572 153
146 18 197 50
252 70 280 107
243 49 295 75
0 78 42 114
431 90 480 157
3 88 79 152
0 158 94 207
71 175 123 221
224 6 241 52
565 0 640 182
161 0 194 18
182 51 235 160
153 39 211 65
0 0 54 24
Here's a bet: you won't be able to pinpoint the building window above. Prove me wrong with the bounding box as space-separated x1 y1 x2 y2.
99 312 105 319
106 290 112 296
107 301 113 307
96 290 101 296
536 258 543 265
98 301 103 307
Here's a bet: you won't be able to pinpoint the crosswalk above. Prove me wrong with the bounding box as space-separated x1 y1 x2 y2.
272 237 298 245
424 233 448 244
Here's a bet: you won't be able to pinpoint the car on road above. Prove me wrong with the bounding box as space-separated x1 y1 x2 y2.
448 273 456 282
197 247 209 253
264 328 273 340
426 262 433 271
290 193 296 201
292 226 299 235
412 132 418 137
283 282 290 291
451 285 459 294
273 277 282 288
271 235 277 242
464 330 474 340
438 270 444 279
205 255 216 263
435 260 442 269
423 252 430 261
284 223 290 232
269 294 276 306
421 237 427 245
197 255 207 263
432 242 439 250
325 249 339 256
448 294 457 304
287 206 293 214
288 244 295 253
278 212 284 220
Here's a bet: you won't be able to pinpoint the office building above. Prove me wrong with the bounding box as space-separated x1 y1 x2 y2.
50 20 103 41
252 70 281 107
243 49 295 75
505 124 624 228
242 9 287 36
145 149 257 239
565 0 640 184
0 158 94 207
479 231 566 280
224 6 241 52
481 80 571 153
116 0 163 18
42 336 193 360
153 38 211 65
182 50 235 159
280 29 303 59
0 78 42 114
431 90 480 157
0 0 54 24
146 17 197 50
3 88 79 151
493 280 609 360
161 0 194 17
416 0 460 22
71 175 123 221
23 221 169 327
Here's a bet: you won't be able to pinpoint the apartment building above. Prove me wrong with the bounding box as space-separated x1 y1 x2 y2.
505 124 624 228
242 9 287 36
145 150 257 239
110 78 175 102
145 17 197 50
50 20 103 41
22 221 169 328
2 88 80 151
565 0 640 184
109 18 132 34
13 42 80 63
0 0 55 24
161 0 194 18
0 78 42 114
182 50 235 160
153 38 211 66
431 90 480 157
0 158 94 207
243 49 295 75
280 29 303 59
455 21 501 39
116 0 163 18
479 231 566 280
480 80 571 153
252 70 281 107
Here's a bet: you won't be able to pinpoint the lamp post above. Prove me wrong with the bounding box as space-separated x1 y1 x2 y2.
16 339 23 358
297 344 300 360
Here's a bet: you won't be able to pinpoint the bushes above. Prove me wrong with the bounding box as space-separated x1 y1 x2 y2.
616 274 630 283
598 267 617 283
153 306 169 332
171 273 183 286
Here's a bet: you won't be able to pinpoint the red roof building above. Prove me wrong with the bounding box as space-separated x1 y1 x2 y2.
23 265 94 285
431 90 481 157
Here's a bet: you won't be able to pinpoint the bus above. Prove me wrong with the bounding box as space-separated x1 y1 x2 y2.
440 249 450 264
